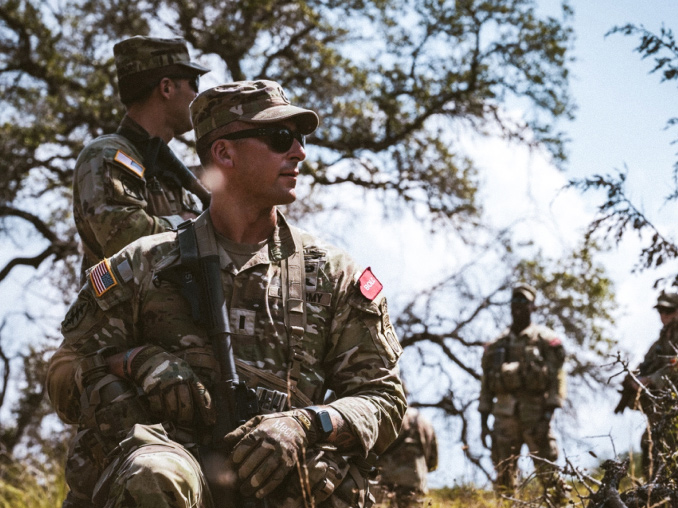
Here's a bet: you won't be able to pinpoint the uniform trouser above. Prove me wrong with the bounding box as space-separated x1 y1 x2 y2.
63 423 374 508
92 424 211 508
491 414 559 493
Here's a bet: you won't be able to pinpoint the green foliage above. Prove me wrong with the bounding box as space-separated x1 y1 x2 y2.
0 440 68 508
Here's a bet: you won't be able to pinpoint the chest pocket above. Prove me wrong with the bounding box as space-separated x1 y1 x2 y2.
523 343 549 393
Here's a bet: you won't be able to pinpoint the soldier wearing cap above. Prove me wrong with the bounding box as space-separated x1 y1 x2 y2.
72 36 210 280
615 288 678 478
478 283 567 501
47 80 406 508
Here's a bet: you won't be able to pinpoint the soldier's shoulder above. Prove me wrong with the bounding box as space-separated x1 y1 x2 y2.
295 226 365 285
75 133 141 170
108 231 180 280
528 324 564 351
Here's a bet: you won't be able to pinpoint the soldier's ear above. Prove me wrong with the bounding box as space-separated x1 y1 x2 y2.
211 139 235 169
158 77 173 99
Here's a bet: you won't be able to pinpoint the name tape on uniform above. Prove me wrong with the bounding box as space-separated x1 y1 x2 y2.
359 267 383 300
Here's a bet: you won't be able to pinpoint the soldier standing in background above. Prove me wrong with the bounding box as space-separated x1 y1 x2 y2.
48 79 406 508
478 283 568 502
373 406 438 507
614 288 678 479
73 36 210 279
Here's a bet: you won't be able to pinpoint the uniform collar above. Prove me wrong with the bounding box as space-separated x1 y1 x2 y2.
117 114 151 140
196 208 298 270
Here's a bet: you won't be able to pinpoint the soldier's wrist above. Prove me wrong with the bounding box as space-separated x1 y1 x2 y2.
296 406 334 445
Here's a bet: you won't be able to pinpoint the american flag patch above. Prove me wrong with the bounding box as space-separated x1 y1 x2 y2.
114 150 145 178
89 259 118 297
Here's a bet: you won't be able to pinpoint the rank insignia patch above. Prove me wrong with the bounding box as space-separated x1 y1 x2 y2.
359 267 383 301
114 150 145 178
89 259 118 297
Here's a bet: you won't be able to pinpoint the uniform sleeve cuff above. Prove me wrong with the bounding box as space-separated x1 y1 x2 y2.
328 398 381 456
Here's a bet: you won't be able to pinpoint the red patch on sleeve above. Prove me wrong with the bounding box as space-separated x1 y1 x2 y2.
359 267 383 300
549 338 562 347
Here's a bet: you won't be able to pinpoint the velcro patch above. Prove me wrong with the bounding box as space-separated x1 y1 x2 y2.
114 150 145 178
89 259 118 297
359 267 383 301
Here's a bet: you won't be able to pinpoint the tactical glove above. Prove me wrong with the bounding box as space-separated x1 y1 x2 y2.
127 345 214 427
223 410 315 499
272 448 350 505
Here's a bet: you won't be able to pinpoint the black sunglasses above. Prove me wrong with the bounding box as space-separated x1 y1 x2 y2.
218 127 305 153
168 75 200 93
658 307 677 315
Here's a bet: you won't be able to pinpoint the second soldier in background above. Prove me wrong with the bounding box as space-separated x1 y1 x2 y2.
478 283 568 502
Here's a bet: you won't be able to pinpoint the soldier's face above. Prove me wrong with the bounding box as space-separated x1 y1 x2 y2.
510 295 532 324
658 307 678 326
169 77 199 136
223 120 306 207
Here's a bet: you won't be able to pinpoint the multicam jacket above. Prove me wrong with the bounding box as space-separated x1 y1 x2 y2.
73 115 200 276
375 407 438 493
634 319 678 418
478 323 566 422
47 210 406 456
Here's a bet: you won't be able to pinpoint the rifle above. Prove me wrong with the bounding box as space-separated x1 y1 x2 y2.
149 138 212 209
158 219 260 507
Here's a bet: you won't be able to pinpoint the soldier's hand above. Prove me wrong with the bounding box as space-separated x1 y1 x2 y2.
223 410 314 499
127 345 215 427
273 448 349 505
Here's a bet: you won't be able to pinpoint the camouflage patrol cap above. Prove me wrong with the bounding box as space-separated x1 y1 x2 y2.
512 283 537 303
190 80 319 145
114 36 209 104
655 289 678 310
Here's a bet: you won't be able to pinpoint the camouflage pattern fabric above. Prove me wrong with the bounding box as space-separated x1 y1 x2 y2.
491 412 559 493
633 319 678 477
73 114 200 278
479 323 566 494
114 36 209 82
190 80 319 148
47 209 405 507
373 408 438 508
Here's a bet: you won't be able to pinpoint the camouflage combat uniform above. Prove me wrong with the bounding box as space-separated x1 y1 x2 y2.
73 36 209 279
47 210 406 508
632 319 678 477
73 115 201 278
479 323 566 494
373 408 438 508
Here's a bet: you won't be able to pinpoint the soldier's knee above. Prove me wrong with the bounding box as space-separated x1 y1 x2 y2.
128 452 203 506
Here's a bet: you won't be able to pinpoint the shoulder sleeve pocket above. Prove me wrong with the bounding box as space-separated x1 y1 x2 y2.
86 257 134 311
349 292 402 368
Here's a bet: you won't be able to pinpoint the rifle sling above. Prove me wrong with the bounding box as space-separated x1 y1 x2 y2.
281 227 307 403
